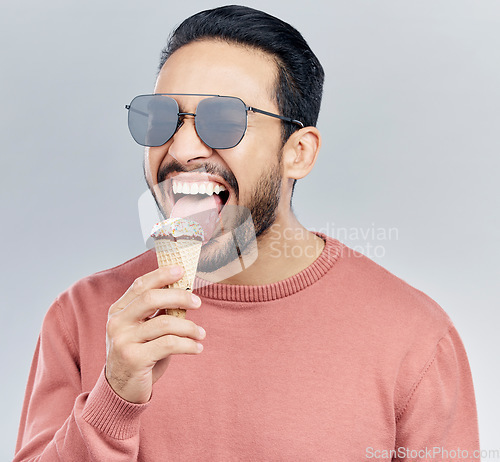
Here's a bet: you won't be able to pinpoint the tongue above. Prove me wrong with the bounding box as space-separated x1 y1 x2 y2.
170 194 223 243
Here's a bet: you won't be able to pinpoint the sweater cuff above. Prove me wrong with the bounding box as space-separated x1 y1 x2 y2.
82 368 150 440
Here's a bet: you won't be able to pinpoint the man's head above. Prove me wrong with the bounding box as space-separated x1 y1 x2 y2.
158 5 324 147
141 5 324 272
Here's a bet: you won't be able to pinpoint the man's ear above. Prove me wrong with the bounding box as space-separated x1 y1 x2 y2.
281 127 321 180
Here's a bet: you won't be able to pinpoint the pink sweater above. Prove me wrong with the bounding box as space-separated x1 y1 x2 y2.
15 234 480 461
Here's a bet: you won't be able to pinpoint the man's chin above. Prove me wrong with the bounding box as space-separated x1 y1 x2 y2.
198 232 238 273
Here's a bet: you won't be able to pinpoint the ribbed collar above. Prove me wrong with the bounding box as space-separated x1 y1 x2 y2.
193 233 342 303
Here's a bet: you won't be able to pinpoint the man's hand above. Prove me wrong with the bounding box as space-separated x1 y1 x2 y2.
105 265 205 404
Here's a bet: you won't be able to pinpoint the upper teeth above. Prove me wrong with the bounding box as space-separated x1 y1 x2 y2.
172 180 227 196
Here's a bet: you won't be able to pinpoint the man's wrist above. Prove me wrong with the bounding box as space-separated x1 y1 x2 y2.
82 367 150 440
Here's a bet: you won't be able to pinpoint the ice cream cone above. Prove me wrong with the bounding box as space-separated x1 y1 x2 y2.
151 218 204 319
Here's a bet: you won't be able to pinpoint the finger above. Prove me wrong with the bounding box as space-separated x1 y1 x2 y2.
120 288 201 323
144 334 203 362
109 266 185 315
136 315 206 343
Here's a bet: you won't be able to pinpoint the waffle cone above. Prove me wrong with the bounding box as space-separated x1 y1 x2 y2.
154 238 202 319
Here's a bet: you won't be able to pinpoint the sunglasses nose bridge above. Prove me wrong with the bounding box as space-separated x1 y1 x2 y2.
176 112 197 132
168 111 213 164
176 111 211 149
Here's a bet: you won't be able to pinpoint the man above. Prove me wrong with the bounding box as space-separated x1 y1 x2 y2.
15 5 479 461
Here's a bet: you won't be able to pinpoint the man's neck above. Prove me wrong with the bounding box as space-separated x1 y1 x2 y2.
218 213 325 286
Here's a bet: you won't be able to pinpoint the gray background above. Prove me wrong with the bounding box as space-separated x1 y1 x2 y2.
1 0 498 459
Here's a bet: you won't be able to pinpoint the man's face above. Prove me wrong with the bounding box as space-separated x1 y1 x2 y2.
144 40 285 272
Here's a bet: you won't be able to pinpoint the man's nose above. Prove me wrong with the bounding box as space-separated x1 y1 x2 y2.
168 116 213 164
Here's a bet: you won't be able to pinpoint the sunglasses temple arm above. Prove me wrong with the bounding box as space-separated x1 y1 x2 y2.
247 106 304 128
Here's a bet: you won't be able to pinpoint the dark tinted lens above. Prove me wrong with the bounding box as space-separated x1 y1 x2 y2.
196 97 247 149
128 95 178 147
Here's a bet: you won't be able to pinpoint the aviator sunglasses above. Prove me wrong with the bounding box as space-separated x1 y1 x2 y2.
125 93 304 149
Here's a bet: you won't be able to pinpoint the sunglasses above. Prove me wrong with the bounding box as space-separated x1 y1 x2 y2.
125 93 304 149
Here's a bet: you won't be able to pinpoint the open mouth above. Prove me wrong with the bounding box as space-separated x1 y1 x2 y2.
167 176 233 243
172 179 230 211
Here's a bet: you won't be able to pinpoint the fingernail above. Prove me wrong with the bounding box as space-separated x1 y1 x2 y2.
198 326 206 339
191 294 201 306
170 266 183 276
197 343 204 352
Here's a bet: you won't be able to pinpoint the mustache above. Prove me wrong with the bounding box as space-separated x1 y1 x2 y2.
157 159 239 199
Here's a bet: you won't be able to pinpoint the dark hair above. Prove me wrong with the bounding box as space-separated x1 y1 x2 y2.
157 5 324 146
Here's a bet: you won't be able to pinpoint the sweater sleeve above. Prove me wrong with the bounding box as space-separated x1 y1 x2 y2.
394 323 480 461
14 299 150 461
